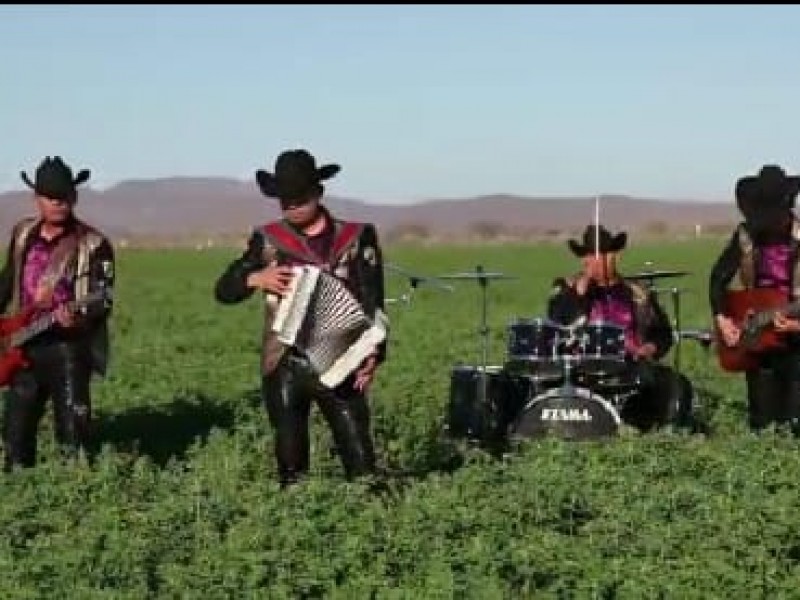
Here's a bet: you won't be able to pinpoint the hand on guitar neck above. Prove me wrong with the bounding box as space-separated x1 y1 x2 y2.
773 312 800 333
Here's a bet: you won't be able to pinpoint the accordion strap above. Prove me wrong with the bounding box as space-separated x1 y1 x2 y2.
262 220 364 267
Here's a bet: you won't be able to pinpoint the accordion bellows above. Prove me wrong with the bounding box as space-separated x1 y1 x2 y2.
272 265 389 388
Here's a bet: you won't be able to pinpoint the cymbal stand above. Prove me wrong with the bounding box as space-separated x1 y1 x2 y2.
475 265 491 408
407 276 424 305
670 286 682 372
387 276 421 307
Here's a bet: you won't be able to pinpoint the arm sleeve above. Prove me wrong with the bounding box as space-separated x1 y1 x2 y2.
0 233 17 315
546 277 589 325
214 229 268 304
353 224 388 364
80 237 115 323
644 292 674 361
708 229 742 316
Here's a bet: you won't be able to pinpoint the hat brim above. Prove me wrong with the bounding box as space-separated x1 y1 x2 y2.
568 232 627 257
255 163 340 200
20 171 35 190
20 168 91 198
736 174 800 217
73 169 91 186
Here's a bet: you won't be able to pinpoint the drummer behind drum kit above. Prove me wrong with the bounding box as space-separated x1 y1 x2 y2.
438 263 712 445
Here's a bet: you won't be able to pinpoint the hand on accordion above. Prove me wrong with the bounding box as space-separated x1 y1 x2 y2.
247 265 295 296
354 351 379 393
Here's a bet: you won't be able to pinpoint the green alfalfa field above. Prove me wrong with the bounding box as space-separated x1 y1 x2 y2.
3 236 800 599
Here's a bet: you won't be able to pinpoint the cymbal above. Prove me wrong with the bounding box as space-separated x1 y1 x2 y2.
386 262 454 292
623 269 689 281
438 271 517 281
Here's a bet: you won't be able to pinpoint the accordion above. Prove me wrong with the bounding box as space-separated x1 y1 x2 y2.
271 265 389 388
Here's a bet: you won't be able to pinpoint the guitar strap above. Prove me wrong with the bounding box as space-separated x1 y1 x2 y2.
790 221 800 300
737 220 800 299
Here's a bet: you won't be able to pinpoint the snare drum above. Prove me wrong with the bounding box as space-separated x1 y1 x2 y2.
576 321 627 377
509 385 622 441
446 365 518 443
505 318 565 381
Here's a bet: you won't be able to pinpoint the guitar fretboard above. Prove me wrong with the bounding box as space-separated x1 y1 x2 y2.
2 291 107 349
9 313 57 347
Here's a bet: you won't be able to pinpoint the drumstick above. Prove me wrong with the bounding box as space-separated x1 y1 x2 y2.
595 194 610 284
594 194 600 258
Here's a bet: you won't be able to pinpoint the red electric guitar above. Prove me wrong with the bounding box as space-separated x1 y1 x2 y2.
0 290 108 387
715 288 800 372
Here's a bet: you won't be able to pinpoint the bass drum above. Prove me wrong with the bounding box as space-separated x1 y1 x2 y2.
509 385 622 441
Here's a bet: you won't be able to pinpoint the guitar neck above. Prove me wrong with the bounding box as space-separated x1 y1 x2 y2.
9 312 57 348
758 299 800 322
6 294 103 349
784 300 800 319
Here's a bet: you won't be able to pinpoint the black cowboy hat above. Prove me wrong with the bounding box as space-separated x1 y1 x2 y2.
20 156 91 202
255 149 340 203
568 224 628 257
736 164 800 225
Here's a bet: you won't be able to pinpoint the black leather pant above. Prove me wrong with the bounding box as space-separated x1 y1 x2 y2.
745 351 800 432
3 341 93 471
262 352 376 486
616 362 695 432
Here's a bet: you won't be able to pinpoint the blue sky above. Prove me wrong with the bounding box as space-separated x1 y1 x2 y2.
1 5 799 203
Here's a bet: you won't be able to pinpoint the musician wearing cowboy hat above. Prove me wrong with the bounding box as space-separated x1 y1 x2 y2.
214 148 388 488
0 156 115 471
710 164 800 432
547 224 694 431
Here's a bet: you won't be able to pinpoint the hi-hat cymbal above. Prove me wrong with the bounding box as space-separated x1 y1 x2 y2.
623 269 689 281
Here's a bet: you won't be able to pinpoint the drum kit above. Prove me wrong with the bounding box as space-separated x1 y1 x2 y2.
385 257 713 445
435 262 712 445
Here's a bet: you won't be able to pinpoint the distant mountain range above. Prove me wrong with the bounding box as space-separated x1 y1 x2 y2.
0 177 740 243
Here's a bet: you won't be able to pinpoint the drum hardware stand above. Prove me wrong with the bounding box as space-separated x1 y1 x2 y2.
475 264 491 409
385 262 454 308
438 265 516 414
679 329 714 348
385 277 419 307
670 286 683 372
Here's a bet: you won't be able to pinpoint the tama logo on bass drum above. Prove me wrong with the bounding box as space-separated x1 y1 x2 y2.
540 408 593 422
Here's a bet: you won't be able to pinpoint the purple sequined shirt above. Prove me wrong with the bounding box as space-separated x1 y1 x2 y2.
756 242 792 294
588 284 637 348
21 236 75 310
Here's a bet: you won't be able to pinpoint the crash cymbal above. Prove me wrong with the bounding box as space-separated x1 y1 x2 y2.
386 262 454 292
623 269 689 281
